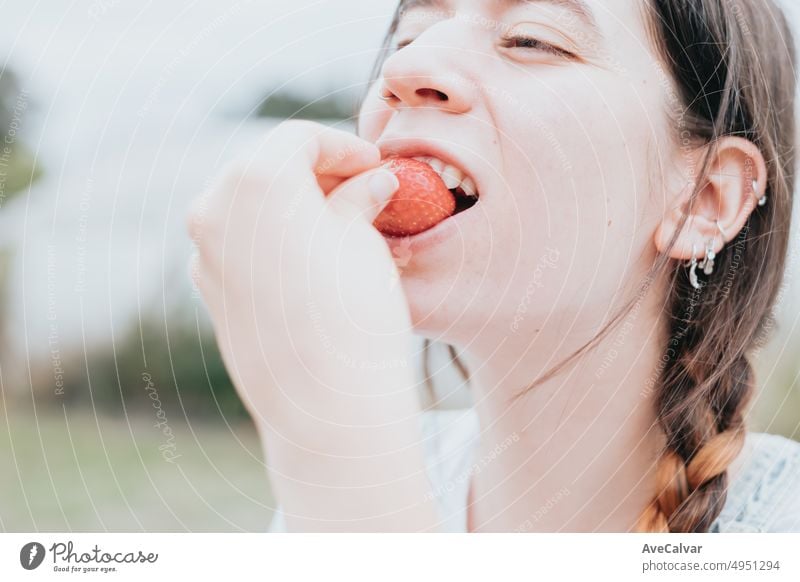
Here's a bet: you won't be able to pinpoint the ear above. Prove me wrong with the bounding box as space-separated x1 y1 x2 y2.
654 136 767 261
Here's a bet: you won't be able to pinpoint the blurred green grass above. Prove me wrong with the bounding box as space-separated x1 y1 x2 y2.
0 403 275 532
1 373 796 533
1 308 796 532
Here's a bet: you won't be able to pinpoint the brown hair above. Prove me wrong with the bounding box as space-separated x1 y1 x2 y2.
368 0 797 532
634 0 796 532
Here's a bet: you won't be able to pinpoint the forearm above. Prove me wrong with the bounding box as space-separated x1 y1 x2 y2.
257 374 440 532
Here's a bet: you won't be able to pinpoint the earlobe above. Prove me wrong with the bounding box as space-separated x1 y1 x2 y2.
653 136 768 263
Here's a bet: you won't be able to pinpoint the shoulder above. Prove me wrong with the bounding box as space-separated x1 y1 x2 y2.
713 432 800 533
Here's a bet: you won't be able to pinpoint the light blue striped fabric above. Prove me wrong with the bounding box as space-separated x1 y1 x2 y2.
267 409 800 532
710 431 800 532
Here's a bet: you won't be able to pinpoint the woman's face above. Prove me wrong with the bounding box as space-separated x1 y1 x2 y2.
358 0 681 348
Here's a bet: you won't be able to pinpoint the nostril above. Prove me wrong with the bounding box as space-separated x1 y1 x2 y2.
416 88 449 102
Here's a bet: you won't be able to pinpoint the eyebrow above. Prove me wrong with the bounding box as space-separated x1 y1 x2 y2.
400 0 601 36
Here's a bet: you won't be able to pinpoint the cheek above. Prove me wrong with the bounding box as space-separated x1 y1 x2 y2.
491 90 662 314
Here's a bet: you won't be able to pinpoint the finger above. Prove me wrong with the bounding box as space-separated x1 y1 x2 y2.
262 121 381 181
229 122 384 230
326 167 399 224
308 128 381 179
317 174 347 194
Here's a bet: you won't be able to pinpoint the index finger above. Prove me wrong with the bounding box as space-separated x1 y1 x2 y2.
263 121 381 181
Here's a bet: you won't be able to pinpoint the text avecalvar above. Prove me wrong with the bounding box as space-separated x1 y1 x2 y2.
642 544 702 554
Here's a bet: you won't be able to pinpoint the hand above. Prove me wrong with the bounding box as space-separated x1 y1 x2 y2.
188 121 438 531
189 120 412 427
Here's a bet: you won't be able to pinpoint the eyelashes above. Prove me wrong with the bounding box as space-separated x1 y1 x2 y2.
394 39 414 51
390 35 576 60
499 35 576 59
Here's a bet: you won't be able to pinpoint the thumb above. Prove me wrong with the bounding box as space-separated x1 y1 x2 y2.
326 167 399 224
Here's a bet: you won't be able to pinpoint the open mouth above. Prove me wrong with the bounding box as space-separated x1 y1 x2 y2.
409 155 480 216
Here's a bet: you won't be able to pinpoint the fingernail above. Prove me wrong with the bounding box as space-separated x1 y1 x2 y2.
368 170 399 204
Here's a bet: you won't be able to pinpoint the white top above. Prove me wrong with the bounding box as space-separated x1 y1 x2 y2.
267 408 800 532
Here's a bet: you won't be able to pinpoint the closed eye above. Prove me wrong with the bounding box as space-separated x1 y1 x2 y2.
501 35 575 59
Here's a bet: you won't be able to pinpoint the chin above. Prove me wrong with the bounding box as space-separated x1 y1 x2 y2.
400 274 491 345
397 275 451 337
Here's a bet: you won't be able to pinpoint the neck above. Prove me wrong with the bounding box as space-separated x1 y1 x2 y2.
458 287 668 532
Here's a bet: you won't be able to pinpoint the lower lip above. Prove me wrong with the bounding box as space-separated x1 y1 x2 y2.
381 204 478 253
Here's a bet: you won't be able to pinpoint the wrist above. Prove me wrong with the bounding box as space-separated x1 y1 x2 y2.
257 391 424 458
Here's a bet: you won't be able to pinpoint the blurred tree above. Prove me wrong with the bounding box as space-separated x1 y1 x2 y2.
255 90 355 121
31 312 248 422
0 66 41 204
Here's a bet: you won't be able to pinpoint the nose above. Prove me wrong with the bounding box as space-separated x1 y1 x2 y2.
379 43 476 114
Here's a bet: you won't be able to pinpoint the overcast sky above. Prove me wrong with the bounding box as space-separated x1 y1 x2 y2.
1 0 798 124
1 0 399 121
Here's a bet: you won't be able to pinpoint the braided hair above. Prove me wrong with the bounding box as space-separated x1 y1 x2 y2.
634 0 797 532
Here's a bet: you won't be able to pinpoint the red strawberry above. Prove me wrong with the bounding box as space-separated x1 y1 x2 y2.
373 158 456 237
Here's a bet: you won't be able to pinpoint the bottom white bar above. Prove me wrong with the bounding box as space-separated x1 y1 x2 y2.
2 533 798 581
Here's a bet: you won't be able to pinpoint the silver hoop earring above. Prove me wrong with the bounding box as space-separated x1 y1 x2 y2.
716 220 728 240
698 238 716 276
686 244 702 290
753 179 767 207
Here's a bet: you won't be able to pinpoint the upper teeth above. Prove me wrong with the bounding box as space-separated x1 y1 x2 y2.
413 156 478 197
